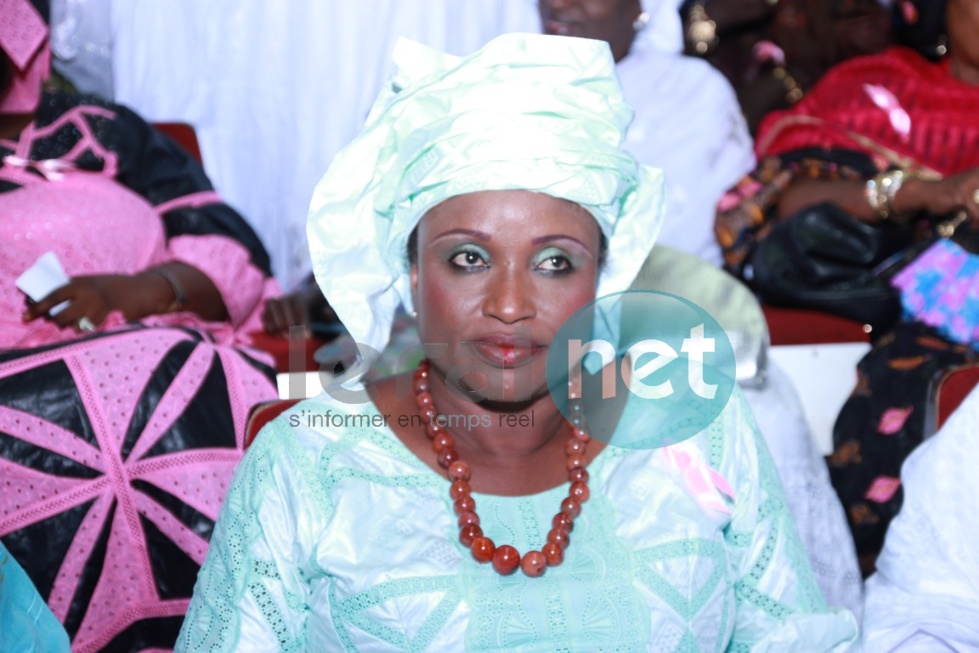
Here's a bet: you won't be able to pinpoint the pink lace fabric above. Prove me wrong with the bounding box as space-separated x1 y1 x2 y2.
0 327 275 652
0 0 49 114
0 105 278 349
1 105 278 650
1 173 165 344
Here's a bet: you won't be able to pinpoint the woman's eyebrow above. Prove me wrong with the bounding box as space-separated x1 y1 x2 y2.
531 234 589 249
433 228 491 241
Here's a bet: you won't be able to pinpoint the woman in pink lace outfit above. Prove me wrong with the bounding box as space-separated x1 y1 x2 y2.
0 2 279 651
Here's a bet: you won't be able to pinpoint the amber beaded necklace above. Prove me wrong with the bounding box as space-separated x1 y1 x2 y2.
413 359 590 577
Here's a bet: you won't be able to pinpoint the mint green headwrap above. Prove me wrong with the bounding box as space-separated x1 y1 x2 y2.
308 33 665 359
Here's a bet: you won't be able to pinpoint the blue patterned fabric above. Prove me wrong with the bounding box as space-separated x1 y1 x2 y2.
892 238 979 349
0 541 71 653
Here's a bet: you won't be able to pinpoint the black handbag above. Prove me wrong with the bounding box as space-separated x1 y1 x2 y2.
747 201 913 330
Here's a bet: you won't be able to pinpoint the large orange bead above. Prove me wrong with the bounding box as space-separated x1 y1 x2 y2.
566 453 586 471
432 433 454 453
419 407 437 426
459 524 482 547
457 511 480 528
492 545 521 575
521 550 547 577
565 439 586 455
448 461 472 482
471 537 495 563
542 542 564 566
424 420 442 438
552 512 574 533
438 448 460 469
547 527 570 550
454 495 476 515
568 468 589 484
569 481 590 503
449 480 471 500
560 497 581 518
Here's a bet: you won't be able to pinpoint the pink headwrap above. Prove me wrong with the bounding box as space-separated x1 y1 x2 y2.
0 0 49 115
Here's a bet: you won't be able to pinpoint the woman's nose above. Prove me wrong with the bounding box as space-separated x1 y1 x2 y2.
482 267 536 323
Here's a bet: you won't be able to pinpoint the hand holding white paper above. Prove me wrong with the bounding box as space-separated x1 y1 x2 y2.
15 251 71 315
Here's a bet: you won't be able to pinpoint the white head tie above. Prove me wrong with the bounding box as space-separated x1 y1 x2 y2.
308 33 664 359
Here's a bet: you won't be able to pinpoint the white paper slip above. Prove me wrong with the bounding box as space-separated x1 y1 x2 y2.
15 251 71 315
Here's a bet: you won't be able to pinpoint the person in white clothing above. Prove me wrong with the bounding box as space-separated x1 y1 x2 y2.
862 381 979 651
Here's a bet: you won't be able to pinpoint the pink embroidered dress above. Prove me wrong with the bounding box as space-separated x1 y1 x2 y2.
0 92 279 653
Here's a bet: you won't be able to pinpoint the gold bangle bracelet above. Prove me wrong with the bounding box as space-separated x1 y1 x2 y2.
866 169 913 223
772 66 804 104
865 176 887 219
149 268 187 313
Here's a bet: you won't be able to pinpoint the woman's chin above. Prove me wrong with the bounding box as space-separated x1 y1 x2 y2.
443 366 548 406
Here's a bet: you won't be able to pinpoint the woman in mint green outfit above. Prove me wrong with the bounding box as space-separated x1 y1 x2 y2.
177 33 857 652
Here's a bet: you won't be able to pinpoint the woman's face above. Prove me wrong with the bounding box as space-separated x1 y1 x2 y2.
947 0 979 70
411 190 602 404
538 0 643 63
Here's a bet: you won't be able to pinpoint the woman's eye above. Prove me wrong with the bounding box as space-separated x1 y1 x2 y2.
449 250 488 268
536 255 571 272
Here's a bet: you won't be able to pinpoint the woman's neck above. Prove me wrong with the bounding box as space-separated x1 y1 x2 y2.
368 369 604 496
424 371 567 463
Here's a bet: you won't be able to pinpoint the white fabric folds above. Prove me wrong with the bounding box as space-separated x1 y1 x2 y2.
307 33 664 360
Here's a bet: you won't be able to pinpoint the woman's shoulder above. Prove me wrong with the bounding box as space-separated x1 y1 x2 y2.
813 46 934 90
588 391 763 544
618 50 744 149
34 90 113 125
252 391 420 471
622 49 736 99
599 388 760 488
274 392 389 429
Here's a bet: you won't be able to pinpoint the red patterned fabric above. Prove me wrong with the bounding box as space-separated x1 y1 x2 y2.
756 47 979 176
